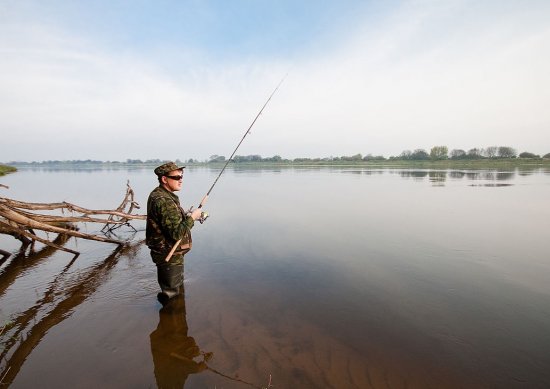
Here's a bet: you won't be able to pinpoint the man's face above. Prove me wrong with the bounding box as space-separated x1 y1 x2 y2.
161 169 184 192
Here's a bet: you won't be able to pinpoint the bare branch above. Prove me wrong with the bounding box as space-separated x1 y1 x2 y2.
0 198 146 220
0 221 79 256
0 182 145 257
0 206 123 245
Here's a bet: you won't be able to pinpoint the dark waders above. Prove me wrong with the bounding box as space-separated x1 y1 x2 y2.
152 252 184 302
157 262 183 297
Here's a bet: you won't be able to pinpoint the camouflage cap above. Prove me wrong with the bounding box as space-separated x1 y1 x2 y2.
154 161 185 176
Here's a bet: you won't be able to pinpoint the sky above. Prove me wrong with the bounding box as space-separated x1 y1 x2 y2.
1 0 549 162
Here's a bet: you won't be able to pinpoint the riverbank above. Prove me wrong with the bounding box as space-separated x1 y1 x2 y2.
6 158 550 171
0 165 17 176
216 158 550 170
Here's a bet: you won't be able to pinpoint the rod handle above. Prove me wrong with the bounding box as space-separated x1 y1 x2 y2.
164 239 182 262
198 194 208 209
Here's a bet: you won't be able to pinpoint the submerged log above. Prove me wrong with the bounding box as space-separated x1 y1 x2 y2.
0 182 146 256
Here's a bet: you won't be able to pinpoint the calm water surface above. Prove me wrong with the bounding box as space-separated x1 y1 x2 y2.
1 166 550 388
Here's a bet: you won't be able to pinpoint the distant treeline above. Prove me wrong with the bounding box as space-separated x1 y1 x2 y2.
5 159 183 166
208 145 548 163
4 146 549 166
392 146 548 161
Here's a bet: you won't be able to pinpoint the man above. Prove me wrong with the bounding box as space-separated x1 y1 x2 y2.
146 161 203 303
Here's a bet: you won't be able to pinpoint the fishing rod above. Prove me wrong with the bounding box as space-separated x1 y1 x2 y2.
195 74 287 219
164 75 286 262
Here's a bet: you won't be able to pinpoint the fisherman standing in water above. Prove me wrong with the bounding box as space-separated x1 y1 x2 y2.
146 162 203 303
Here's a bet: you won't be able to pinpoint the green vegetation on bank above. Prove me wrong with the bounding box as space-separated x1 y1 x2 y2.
0 164 17 176
4 158 550 171
3 145 550 170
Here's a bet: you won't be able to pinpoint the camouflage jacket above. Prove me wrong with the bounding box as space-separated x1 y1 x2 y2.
146 186 194 255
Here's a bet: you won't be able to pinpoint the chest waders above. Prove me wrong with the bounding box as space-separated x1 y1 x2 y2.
151 196 191 302
156 260 183 300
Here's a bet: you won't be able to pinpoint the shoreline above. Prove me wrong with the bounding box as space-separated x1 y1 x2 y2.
3 158 550 171
0 165 17 176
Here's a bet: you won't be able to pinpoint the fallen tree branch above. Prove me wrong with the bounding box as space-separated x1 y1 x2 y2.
0 220 79 256
0 182 146 256
0 198 145 220
102 181 142 232
0 207 123 245
14 208 131 225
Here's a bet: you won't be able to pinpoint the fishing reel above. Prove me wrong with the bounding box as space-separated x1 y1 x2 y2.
197 211 209 224
187 206 209 224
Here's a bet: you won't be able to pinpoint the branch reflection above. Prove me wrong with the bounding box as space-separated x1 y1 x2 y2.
0 241 142 386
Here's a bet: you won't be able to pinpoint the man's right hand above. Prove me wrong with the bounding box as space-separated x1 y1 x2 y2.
189 208 203 221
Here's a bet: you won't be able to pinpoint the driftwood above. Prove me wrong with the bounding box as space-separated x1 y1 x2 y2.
0 182 146 258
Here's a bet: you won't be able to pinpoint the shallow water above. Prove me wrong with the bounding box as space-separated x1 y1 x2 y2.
1 166 550 388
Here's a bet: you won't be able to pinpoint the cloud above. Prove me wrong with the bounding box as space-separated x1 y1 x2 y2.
1 0 549 161
258 0 550 157
0 12 294 160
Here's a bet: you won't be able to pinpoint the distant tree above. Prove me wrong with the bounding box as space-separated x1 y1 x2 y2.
363 154 386 161
497 146 517 158
467 148 483 159
231 155 261 162
485 146 498 158
399 150 412 160
449 149 466 159
544 153 550 159
411 149 430 160
209 155 226 163
430 146 448 160
519 152 540 158
340 154 362 161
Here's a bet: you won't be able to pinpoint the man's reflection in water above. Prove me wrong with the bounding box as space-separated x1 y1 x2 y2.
150 286 211 388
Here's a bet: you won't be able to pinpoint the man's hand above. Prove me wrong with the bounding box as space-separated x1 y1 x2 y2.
189 208 203 221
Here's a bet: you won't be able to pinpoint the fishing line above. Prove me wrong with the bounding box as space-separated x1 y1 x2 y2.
164 74 287 262
197 73 288 211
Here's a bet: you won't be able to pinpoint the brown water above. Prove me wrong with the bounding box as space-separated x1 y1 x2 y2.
1 166 550 388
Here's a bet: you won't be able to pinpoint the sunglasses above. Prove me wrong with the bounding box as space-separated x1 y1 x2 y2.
165 175 183 181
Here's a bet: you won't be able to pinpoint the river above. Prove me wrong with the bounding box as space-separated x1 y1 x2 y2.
1 166 550 388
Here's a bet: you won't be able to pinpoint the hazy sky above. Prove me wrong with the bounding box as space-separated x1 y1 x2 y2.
1 0 549 162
